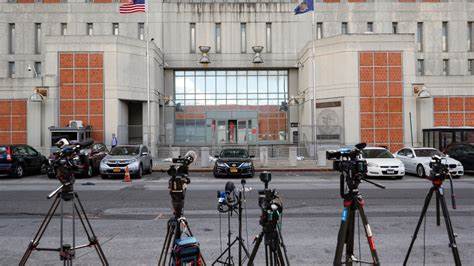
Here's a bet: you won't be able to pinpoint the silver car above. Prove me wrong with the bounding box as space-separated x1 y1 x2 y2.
100 145 153 179
395 147 464 178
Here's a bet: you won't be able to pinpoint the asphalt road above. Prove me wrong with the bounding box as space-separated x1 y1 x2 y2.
0 172 473 265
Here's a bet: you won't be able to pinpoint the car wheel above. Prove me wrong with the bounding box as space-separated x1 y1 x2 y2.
13 164 24 178
416 165 426 178
147 160 153 174
134 165 143 179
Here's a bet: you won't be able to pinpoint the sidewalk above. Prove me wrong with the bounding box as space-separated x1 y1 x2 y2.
153 159 333 172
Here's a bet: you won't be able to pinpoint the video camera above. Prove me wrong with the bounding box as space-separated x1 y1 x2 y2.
429 155 450 179
326 143 368 176
167 151 197 216
257 172 283 231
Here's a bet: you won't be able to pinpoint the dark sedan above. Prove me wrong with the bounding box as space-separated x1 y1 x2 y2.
213 148 255 178
0 144 48 178
445 142 474 171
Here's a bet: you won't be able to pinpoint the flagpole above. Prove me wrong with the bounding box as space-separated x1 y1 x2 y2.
146 0 151 149
311 7 318 160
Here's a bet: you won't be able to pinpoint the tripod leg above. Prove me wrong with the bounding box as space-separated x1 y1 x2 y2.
437 190 462 266
356 201 380 265
436 191 441 226
333 202 351 266
159 220 175 266
403 187 435 266
20 195 61 266
276 227 290 266
345 205 356 266
73 194 109 265
247 232 264 266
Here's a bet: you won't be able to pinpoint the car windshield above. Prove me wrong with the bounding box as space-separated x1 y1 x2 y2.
362 149 394 159
220 149 249 158
110 146 139 156
414 149 444 157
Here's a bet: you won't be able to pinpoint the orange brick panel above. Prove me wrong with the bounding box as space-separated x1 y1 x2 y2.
449 97 464 112
60 85 74 99
12 132 27 144
89 69 103 83
359 52 373 66
374 67 388 81
465 97 474 111
434 113 449 127
374 52 387 66
433 97 449 112
390 144 404 153
361 129 374 144
359 67 373 82
59 53 74 68
91 131 104 142
374 98 389 113
89 100 104 114
0 102 11 115
388 52 402 66
389 129 404 143
360 98 374 113
75 69 88 84
0 132 10 143
74 54 89 68
60 101 73 115
374 129 389 143
389 98 403 112
360 114 374 129
17 0 34 3
389 82 403 97
12 100 27 114
59 115 73 127
389 113 403 128
11 116 26 131
360 83 373 97
374 113 389 128
75 101 88 115
75 85 88 99
89 116 104 130
89 53 103 68
89 84 104 99
465 113 474 126
389 67 402 81
74 115 89 124
60 69 74 84
449 113 464 127
43 0 61 3
0 117 11 131
374 82 388 97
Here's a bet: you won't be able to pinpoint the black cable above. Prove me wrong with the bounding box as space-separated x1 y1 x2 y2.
219 212 223 253
423 212 426 266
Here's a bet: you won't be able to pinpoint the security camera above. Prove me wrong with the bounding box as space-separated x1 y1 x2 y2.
27 65 32 72
151 38 155 42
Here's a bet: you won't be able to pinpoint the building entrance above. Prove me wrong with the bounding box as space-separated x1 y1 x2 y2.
209 111 257 145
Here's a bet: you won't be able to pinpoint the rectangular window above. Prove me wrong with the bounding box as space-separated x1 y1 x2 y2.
190 23 196 53
341 22 348 35
392 22 398 34
417 22 423 52
417 59 424 76
266 22 272 53
468 22 473 51
138 22 145 40
34 62 42 76
367 22 373 33
316 22 323 39
8 23 15 54
112 23 119 36
61 23 67 36
240 23 247 53
215 23 221 53
8 62 15 78
87 23 93 36
443 59 449 76
35 23 41 54
442 21 448 52
468 59 474 75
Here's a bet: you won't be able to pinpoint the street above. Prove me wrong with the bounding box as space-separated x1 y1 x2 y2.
0 172 473 265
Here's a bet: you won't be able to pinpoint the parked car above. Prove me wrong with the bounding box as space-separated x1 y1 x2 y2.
47 142 108 178
444 143 474 172
362 147 405 179
100 145 152 179
395 147 464 178
213 148 255 178
0 144 48 178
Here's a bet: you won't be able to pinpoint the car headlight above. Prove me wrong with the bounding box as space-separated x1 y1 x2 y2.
368 162 379 167
457 162 462 167
127 158 138 164
240 162 252 168
217 162 226 167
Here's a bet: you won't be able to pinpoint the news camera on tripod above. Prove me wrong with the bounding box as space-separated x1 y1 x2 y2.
158 151 206 266
20 138 109 266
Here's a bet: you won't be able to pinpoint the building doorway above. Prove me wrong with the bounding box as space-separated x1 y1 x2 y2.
210 111 257 145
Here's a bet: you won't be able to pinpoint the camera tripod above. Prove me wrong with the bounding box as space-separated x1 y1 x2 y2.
20 184 108 266
213 189 250 265
403 174 461 265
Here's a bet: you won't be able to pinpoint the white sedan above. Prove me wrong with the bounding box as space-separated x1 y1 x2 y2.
362 147 405 179
395 147 464 178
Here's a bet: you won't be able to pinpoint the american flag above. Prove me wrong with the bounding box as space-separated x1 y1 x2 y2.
119 0 145 14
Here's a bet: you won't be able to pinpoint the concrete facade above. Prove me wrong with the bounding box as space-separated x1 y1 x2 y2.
1 0 474 156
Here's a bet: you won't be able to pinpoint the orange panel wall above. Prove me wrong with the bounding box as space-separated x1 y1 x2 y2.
59 52 104 142
433 96 474 127
359 51 404 152
0 99 27 144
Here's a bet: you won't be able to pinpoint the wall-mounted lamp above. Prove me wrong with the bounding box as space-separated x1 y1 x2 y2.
252 46 264 64
29 87 48 103
413 83 431 98
199 46 211 64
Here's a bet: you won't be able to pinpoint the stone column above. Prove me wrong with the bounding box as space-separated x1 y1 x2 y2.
260 146 268 167
289 146 297 167
201 147 210 168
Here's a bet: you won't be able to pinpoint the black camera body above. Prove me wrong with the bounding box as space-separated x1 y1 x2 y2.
50 142 91 186
257 172 283 232
166 151 197 216
429 155 450 180
326 143 368 176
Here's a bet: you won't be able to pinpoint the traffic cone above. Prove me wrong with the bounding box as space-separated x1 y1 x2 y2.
123 166 131 183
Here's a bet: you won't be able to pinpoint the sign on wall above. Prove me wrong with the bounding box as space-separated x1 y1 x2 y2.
315 99 344 143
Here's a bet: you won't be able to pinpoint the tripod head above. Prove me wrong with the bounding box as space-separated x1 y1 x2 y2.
327 143 385 199
257 172 283 233
428 155 457 209
166 151 196 217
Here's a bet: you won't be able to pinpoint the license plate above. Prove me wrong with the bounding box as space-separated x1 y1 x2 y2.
230 167 238 173
113 167 121 173
386 169 394 174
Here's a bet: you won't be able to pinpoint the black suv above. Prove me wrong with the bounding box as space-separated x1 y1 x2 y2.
0 144 48 178
213 148 255 178
445 143 474 171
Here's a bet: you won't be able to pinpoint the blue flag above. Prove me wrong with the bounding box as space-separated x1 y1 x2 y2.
294 0 314 15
